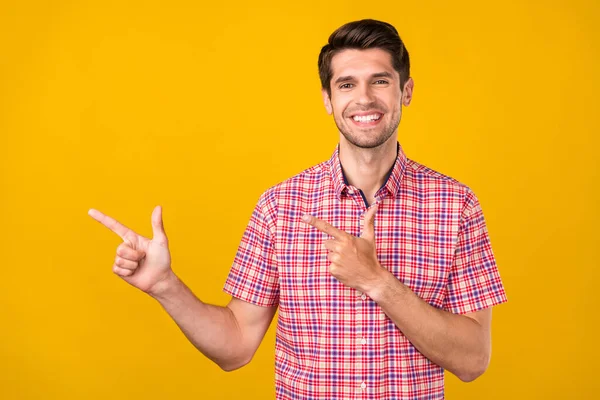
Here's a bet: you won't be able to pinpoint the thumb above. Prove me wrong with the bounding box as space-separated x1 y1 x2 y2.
360 204 378 242
151 205 168 245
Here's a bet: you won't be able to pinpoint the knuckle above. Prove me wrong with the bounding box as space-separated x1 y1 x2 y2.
123 233 136 247
113 265 132 276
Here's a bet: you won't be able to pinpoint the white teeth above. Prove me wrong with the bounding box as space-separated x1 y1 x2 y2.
352 114 381 122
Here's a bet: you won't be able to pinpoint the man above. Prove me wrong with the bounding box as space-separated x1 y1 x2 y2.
89 19 506 399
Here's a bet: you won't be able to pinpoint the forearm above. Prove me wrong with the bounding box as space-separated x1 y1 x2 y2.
367 270 490 382
149 273 248 371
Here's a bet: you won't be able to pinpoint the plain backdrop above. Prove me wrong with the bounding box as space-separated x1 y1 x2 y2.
0 0 598 399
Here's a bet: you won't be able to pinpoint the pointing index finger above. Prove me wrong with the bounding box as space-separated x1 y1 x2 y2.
301 214 347 240
88 208 136 244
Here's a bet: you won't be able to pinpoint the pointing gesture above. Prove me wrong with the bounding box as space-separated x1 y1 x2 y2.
88 206 173 296
301 205 383 293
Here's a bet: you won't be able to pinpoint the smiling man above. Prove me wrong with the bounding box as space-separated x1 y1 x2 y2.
89 19 507 400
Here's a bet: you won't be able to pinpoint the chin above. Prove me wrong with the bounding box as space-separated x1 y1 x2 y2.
342 130 395 150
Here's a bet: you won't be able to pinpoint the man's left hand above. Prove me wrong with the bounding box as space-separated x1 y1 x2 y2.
301 205 385 293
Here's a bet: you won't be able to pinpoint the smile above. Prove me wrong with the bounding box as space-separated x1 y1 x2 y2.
349 112 383 126
352 114 382 122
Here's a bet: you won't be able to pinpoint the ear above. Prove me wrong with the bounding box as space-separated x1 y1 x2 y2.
401 77 414 106
321 88 333 115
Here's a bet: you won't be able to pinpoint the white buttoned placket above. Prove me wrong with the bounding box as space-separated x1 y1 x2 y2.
356 287 370 396
358 197 383 396
359 201 374 396
347 189 382 396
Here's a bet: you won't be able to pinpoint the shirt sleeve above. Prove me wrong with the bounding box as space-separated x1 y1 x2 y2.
443 189 507 315
223 191 279 307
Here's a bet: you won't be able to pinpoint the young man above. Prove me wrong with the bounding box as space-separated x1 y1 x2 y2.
89 19 507 400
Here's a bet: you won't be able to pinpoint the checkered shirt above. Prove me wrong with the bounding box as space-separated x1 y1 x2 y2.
223 144 507 399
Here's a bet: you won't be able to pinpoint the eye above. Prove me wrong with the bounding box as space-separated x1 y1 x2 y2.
339 83 354 89
374 80 389 85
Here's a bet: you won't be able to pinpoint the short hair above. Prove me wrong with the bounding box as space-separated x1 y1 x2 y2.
318 19 411 96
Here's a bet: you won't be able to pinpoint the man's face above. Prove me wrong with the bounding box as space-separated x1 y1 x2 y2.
322 48 413 149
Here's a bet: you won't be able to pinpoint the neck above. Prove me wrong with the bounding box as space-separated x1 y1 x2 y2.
338 137 398 205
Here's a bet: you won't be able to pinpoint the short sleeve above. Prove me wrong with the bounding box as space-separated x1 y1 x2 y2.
443 190 507 314
223 192 279 307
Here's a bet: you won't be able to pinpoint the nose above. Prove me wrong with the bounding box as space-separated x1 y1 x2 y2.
355 83 375 105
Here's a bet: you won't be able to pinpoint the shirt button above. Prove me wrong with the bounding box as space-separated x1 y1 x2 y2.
360 338 367 345
361 382 366 389
361 294 367 300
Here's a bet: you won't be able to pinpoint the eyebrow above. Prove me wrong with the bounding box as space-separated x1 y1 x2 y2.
334 71 395 84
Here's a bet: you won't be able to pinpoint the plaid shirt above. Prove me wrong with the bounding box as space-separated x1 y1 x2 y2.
224 144 507 400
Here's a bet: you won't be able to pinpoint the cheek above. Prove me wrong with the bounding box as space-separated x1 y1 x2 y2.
330 93 351 113
333 100 353 119
385 96 402 115
331 104 344 120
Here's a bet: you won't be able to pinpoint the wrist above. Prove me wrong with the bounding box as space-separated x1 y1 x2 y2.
365 267 402 303
148 271 182 301
363 266 391 300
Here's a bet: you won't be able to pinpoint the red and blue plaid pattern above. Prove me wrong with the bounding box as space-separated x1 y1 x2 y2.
224 144 507 399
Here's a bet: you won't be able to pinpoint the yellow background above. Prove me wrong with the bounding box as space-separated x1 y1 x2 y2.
1 0 598 399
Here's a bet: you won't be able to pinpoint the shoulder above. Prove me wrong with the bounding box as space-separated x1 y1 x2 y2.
403 158 478 207
258 160 330 204
252 160 330 221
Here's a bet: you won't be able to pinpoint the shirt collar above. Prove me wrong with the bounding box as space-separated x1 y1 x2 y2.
328 142 408 200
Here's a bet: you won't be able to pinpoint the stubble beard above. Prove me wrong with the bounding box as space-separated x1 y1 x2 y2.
334 107 401 149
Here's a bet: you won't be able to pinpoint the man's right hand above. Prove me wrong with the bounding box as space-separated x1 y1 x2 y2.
88 205 277 371
88 205 173 297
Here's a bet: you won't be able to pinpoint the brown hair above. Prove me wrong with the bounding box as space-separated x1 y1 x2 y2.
318 19 410 96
